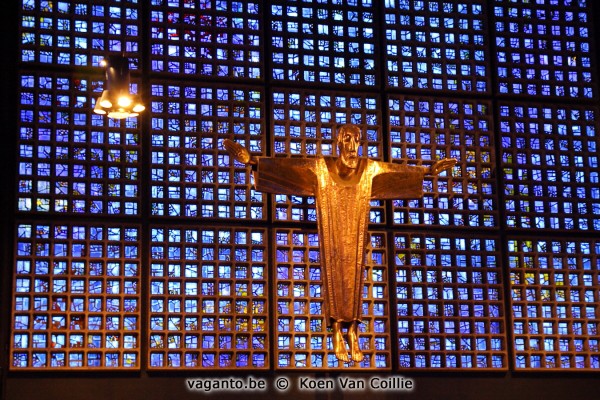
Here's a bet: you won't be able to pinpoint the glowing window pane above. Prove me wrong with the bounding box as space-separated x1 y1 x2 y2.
148 226 268 369
395 233 506 370
385 0 488 92
509 238 600 370
494 0 595 98
149 0 261 78
389 95 497 228
10 223 140 370
20 0 140 67
17 73 141 215
270 0 376 87
150 83 265 219
499 104 600 230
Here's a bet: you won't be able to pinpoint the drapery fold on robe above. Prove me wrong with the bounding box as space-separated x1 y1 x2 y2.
254 157 425 324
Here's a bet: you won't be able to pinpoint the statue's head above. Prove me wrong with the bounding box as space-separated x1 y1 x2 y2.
336 124 361 169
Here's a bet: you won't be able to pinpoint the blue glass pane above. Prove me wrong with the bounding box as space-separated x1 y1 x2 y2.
11 223 141 370
20 0 140 67
385 0 488 92
494 0 595 98
395 233 505 369
271 0 376 87
148 226 268 369
150 0 261 78
509 238 600 370
17 73 141 215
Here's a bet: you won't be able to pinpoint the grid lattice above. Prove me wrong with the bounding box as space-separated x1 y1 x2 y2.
148 226 269 369
17 73 141 215
11 223 141 370
271 89 385 224
275 229 391 370
149 0 261 78
384 0 488 92
389 95 497 228
270 0 376 87
494 0 595 98
509 238 600 370
394 233 506 370
149 82 265 219
500 103 600 231
20 0 140 67
10 0 600 375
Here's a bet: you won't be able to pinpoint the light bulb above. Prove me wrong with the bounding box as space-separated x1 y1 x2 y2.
93 101 107 115
107 110 131 119
117 95 132 108
132 103 145 113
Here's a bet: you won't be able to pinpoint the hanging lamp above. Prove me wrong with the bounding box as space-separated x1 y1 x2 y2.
93 54 145 119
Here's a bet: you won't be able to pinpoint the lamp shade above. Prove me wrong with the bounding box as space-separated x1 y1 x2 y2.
94 55 144 119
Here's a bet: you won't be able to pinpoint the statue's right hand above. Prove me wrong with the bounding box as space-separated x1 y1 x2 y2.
223 139 254 165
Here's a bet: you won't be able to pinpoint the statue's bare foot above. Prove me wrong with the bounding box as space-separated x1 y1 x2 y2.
332 322 350 362
348 322 364 363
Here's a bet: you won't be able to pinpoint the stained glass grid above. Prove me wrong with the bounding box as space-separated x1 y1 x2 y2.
508 238 600 370
149 0 261 78
20 0 140 67
11 223 141 370
11 0 600 376
17 73 141 215
384 0 489 93
389 95 497 228
394 233 506 370
275 229 391 370
271 89 385 224
148 226 269 369
500 103 600 231
493 0 595 98
270 0 376 87
149 82 265 219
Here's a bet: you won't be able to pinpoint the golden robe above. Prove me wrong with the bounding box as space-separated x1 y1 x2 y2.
254 156 425 324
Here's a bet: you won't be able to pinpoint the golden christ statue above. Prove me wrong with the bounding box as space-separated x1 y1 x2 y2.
224 124 456 363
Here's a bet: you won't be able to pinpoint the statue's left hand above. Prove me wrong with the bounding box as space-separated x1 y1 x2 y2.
429 158 457 176
223 139 255 165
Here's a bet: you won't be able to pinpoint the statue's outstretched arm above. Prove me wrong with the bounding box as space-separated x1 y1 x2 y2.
427 158 457 176
223 139 256 165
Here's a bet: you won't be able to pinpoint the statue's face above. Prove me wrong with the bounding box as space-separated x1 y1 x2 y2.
338 126 360 169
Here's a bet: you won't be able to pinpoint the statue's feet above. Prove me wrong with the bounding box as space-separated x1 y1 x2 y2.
332 322 350 362
348 322 364 363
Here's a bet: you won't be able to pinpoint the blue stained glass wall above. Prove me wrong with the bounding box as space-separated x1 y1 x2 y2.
9 0 600 373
